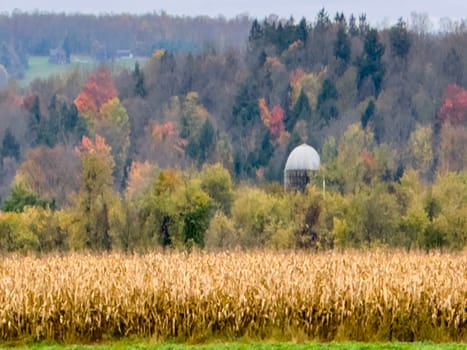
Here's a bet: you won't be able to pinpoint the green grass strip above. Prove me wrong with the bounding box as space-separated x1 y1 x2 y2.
4 341 465 350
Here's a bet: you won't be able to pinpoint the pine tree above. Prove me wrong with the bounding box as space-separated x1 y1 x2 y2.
356 28 385 97
1 128 20 160
132 62 146 97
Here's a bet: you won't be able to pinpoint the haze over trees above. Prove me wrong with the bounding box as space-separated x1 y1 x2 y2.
0 9 466 252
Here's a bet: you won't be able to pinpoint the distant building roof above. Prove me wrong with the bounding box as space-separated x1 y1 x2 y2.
284 143 320 171
115 49 133 59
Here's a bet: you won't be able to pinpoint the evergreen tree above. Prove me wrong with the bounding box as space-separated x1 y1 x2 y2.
356 28 385 97
315 8 331 33
198 119 215 164
249 19 263 42
348 14 358 36
1 128 20 160
358 14 369 36
232 79 260 128
334 26 351 70
317 79 339 123
132 62 146 97
443 47 464 85
361 99 375 129
389 18 411 60
257 129 274 167
3 183 53 212
296 18 308 43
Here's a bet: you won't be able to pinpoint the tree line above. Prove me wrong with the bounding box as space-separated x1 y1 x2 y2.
0 9 466 251
0 11 251 78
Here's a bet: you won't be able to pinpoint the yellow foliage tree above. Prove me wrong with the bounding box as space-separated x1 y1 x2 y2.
289 68 326 109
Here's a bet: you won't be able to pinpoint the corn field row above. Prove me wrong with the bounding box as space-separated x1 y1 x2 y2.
0 250 466 342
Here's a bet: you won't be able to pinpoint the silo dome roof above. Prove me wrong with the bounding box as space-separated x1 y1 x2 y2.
284 143 320 171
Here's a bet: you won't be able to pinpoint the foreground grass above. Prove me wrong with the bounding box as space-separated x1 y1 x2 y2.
7 341 467 350
1 251 466 343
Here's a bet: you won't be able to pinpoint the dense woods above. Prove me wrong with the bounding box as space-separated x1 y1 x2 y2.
0 10 466 252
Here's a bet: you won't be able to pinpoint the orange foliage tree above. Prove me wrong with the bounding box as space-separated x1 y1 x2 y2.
75 67 129 187
151 122 174 142
74 67 117 118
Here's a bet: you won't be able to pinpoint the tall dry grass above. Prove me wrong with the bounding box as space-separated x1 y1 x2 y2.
0 250 465 342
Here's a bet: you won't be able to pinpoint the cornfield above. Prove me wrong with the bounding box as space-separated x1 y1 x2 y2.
0 250 466 342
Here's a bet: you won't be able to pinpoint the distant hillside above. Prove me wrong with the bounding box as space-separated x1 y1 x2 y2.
0 9 466 253
0 12 251 78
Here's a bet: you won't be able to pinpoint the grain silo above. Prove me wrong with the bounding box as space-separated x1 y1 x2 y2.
284 143 320 192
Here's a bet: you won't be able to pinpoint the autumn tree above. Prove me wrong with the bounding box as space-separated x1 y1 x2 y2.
74 67 117 123
140 169 213 248
289 186 324 249
15 146 80 208
231 186 291 248
176 92 216 165
335 123 376 193
259 98 285 139
95 97 131 188
126 161 158 199
74 135 115 250
438 123 467 173
205 211 238 249
406 124 433 175
394 169 430 249
438 84 467 125
198 163 234 214
430 171 467 249
335 181 400 247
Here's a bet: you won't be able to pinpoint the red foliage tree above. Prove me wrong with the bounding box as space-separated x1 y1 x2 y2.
74 67 117 116
438 84 467 125
269 105 285 139
259 98 285 139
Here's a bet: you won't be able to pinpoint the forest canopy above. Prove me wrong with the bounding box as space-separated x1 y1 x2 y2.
0 9 466 252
